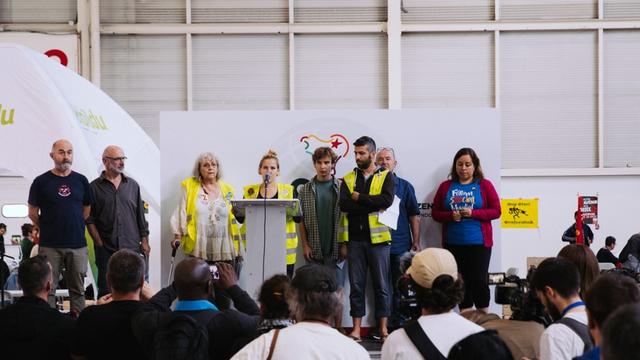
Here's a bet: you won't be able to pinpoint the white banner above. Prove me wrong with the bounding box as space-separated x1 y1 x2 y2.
160 109 501 272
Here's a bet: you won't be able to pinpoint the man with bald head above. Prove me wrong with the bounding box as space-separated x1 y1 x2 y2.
28 139 92 313
87 145 150 297
132 258 260 359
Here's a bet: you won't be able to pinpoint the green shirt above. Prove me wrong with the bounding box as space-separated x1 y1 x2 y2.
314 178 335 258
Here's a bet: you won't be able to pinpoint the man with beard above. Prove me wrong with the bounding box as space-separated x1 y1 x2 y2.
87 145 150 297
339 136 395 342
531 257 593 360
28 139 92 314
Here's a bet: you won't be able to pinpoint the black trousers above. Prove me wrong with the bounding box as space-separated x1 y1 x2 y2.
445 244 492 309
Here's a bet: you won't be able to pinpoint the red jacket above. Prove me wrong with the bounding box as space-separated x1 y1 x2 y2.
432 178 501 248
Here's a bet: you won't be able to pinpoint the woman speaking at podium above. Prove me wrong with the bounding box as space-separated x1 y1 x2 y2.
170 152 243 271
241 150 299 278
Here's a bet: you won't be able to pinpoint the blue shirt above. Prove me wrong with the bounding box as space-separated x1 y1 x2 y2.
390 175 420 255
175 299 219 312
575 346 600 360
444 180 484 245
28 171 92 249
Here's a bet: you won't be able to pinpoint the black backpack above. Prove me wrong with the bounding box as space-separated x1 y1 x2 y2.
152 312 214 360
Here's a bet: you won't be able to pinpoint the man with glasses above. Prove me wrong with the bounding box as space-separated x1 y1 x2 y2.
87 145 150 297
376 147 421 330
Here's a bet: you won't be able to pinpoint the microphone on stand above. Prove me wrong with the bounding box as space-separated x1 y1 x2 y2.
264 173 271 185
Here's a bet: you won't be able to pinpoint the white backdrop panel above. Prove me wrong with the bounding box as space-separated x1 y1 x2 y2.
160 109 501 319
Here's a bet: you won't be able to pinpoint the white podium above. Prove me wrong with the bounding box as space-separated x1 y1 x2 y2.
231 199 300 298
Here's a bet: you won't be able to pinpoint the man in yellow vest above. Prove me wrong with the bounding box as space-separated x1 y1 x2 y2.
339 136 395 343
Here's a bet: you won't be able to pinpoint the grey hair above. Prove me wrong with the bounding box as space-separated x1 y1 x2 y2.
192 152 223 181
287 287 342 322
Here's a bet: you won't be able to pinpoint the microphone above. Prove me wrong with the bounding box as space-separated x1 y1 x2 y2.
171 240 180 257
264 173 271 185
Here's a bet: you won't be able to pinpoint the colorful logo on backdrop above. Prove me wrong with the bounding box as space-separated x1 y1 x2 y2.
299 134 349 174
501 198 539 228
1 104 15 126
75 109 108 131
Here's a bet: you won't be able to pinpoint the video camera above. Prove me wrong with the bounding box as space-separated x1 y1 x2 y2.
489 266 553 327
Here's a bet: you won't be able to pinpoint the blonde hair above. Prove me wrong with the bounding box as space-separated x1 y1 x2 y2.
259 149 280 169
192 152 222 181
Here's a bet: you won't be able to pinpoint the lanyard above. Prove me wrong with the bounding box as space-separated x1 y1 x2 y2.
561 301 585 317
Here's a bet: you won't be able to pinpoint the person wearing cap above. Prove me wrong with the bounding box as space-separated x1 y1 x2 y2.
381 248 483 360
231 264 369 360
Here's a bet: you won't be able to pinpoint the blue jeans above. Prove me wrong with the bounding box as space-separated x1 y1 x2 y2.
347 241 391 318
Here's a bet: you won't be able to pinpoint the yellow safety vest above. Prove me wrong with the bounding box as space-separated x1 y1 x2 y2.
180 177 242 256
242 183 299 265
338 170 392 244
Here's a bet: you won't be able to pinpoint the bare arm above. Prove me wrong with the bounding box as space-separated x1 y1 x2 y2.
86 223 104 247
28 205 40 227
410 215 421 251
299 221 312 261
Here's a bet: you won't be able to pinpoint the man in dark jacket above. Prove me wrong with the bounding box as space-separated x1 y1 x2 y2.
562 211 594 247
619 233 640 272
0 255 75 359
132 258 260 360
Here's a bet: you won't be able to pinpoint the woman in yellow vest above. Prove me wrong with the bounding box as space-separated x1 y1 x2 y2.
170 152 243 270
242 150 299 278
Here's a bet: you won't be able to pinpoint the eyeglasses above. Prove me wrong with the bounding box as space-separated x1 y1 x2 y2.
104 156 127 161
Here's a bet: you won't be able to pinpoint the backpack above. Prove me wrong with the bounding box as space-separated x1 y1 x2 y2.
152 312 215 360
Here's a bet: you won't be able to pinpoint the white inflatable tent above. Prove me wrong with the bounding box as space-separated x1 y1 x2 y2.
0 43 161 290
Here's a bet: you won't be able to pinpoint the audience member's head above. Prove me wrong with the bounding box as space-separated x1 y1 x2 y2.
21 223 34 238
530 257 581 320
584 273 640 345
407 248 464 314
601 304 640 360
18 255 52 299
107 249 146 296
174 257 212 300
605 236 616 250
0 223 6 235
259 274 291 320
557 244 599 295
447 330 513 360
289 264 340 322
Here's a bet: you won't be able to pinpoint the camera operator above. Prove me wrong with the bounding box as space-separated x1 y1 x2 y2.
381 248 483 359
530 257 593 360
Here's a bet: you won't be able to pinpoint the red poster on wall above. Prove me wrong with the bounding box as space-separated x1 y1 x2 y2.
579 196 598 225
576 195 598 245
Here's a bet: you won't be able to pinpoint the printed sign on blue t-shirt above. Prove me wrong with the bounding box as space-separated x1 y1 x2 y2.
444 180 484 245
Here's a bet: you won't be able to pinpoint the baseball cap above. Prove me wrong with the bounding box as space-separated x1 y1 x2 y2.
291 264 338 293
406 248 458 289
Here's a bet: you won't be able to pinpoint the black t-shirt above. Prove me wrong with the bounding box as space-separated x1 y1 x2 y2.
596 247 619 265
73 300 146 359
28 171 92 248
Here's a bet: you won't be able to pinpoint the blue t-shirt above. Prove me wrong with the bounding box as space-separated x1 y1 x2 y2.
390 175 420 255
444 180 484 245
28 170 92 249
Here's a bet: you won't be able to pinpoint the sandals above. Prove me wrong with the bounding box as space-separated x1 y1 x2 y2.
347 334 362 343
380 334 389 344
